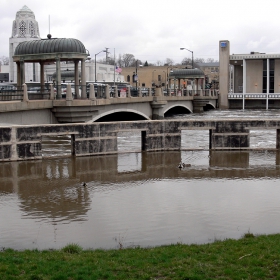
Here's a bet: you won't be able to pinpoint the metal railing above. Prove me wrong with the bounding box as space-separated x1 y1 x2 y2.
0 88 24 101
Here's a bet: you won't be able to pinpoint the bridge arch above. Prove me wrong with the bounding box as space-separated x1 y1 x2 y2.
164 104 193 116
89 109 150 123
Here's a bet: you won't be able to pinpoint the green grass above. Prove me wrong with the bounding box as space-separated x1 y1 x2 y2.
1 234 280 279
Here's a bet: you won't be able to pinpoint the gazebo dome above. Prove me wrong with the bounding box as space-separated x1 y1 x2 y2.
169 68 205 78
14 38 87 56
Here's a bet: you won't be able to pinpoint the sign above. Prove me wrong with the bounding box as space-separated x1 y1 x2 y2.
133 74 138 82
120 89 126 98
0 73 9 82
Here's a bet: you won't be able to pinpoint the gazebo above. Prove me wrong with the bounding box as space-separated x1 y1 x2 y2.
13 35 90 99
168 68 205 91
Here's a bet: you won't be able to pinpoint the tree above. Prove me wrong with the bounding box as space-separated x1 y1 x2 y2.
165 58 174 66
122 53 136 67
181 57 192 66
144 61 149 67
0 56 9 65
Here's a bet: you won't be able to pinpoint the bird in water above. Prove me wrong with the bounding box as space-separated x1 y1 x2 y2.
82 182 87 187
178 162 191 169
178 162 185 169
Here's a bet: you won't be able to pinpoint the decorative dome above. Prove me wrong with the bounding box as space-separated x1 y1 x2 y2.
14 38 87 55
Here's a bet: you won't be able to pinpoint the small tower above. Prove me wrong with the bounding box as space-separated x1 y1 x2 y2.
9 5 41 83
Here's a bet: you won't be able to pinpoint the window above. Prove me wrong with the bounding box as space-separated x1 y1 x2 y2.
127 75 130 82
263 59 274 93
19 21 27 37
158 75 161 81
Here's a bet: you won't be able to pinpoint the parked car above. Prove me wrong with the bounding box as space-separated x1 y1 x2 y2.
54 83 81 98
0 83 16 92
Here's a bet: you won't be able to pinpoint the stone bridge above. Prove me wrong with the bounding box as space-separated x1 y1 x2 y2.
1 118 280 161
0 85 218 124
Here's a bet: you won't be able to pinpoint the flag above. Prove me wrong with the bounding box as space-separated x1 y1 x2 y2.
115 66 122 73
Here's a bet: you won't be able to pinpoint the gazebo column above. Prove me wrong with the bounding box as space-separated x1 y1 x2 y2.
16 62 21 87
81 58 86 99
203 78 205 94
40 62 44 93
74 60 80 99
56 57 62 99
20 60 25 86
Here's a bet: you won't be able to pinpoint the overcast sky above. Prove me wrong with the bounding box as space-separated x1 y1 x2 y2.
1 0 279 64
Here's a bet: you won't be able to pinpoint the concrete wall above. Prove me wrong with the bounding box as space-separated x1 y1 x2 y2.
274 59 280 93
2 119 280 161
246 60 263 93
0 109 57 125
219 40 230 108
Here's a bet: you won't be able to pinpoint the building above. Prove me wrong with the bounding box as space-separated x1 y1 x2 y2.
45 61 125 85
219 40 280 109
121 63 219 90
9 5 41 83
0 65 9 82
197 62 219 86
121 65 193 89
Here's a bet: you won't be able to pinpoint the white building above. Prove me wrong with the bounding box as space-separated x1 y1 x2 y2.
9 5 40 83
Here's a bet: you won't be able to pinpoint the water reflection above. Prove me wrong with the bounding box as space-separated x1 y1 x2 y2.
2 108 280 250
1 151 280 224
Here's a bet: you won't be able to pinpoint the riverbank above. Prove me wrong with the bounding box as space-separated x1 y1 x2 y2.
1 233 279 279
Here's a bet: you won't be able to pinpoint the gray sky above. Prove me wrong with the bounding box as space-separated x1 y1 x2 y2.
1 0 279 64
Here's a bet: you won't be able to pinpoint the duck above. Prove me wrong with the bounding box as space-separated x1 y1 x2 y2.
82 182 87 187
178 162 185 169
178 162 191 169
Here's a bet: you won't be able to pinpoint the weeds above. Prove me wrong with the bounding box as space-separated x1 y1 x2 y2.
61 243 82 254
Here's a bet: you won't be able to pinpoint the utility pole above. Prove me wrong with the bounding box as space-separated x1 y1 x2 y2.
105 47 110 64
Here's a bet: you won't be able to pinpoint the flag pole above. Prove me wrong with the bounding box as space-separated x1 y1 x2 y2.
114 48 115 87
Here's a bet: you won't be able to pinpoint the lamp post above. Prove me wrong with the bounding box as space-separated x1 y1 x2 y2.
166 66 173 88
152 69 156 86
180 47 194 69
133 60 139 91
95 50 106 82
163 71 166 89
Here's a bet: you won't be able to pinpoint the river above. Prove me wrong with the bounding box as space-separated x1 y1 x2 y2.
1 109 280 250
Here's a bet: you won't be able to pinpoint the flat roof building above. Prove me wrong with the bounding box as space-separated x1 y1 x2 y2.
219 40 280 109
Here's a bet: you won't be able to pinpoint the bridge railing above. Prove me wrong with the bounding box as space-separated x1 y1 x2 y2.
0 87 24 101
28 85 51 100
0 84 219 102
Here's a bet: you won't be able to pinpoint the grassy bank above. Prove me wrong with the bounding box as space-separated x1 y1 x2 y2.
1 233 280 279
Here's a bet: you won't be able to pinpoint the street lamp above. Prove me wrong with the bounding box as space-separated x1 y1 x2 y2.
95 50 106 82
180 47 193 69
166 66 173 88
133 60 142 91
152 69 157 86
163 71 166 89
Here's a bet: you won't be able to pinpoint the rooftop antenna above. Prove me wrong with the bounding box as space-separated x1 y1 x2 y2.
47 15 52 39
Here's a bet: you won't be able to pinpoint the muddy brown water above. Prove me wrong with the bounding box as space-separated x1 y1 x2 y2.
1 109 280 250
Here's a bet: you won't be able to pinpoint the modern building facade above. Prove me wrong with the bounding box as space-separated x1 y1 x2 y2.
219 40 280 109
